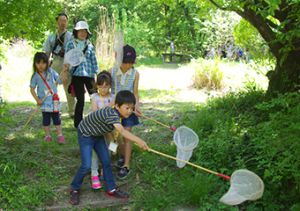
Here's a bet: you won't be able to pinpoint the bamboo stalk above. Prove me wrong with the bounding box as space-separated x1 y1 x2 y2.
136 112 176 131
149 148 231 180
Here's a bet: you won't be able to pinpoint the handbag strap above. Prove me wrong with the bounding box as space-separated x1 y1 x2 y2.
37 71 53 95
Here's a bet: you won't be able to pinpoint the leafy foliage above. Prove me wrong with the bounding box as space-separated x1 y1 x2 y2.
199 0 300 94
188 88 300 209
0 0 62 43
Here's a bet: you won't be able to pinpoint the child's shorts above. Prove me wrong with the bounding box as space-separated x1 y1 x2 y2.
42 112 61 126
122 112 139 127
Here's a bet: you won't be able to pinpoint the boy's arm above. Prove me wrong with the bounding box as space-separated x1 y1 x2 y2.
133 71 142 116
113 123 149 151
107 132 114 141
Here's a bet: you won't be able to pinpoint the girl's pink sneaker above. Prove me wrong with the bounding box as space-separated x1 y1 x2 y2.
58 135 66 144
91 176 102 189
44 136 52 142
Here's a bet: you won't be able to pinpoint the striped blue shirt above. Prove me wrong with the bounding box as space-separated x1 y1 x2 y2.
78 107 121 137
65 40 99 78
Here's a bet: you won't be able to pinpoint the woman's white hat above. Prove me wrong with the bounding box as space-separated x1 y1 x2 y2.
74 21 92 39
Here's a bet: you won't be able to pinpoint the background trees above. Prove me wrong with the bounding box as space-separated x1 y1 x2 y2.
202 0 300 95
1 0 299 95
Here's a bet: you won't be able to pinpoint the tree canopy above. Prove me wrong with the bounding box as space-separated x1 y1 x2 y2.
0 0 62 41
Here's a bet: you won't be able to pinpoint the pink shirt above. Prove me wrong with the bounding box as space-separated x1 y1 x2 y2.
90 93 115 109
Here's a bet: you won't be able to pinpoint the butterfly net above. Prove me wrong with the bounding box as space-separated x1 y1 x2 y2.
173 126 199 168
64 49 85 67
113 30 124 70
219 169 264 205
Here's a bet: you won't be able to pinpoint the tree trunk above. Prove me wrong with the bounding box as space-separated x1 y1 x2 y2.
268 50 300 96
163 4 171 38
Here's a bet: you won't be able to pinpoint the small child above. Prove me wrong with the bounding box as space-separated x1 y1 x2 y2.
30 52 68 143
89 71 115 189
108 44 142 180
69 90 149 205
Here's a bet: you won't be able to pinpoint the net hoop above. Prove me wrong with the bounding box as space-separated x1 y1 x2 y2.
219 169 264 205
173 126 199 149
64 49 85 67
113 30 124 70
173 126 199 168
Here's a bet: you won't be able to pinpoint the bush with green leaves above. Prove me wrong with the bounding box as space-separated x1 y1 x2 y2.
191 58 224 90
187 89 300 210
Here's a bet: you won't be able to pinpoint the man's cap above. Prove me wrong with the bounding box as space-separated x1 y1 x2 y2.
123 45 136 63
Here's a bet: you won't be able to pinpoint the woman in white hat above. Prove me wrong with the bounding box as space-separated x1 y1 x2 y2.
65 21 99 128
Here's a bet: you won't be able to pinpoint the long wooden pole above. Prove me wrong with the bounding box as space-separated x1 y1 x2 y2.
22 70 64 130
149 148 231 180
135 113 176 131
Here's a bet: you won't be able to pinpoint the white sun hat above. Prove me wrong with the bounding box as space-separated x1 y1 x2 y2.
74 21 92 39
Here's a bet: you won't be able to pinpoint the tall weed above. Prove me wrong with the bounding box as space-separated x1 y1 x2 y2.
191 58 224 90
95 6 116 71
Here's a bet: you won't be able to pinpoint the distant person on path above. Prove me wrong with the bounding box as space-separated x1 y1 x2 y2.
225 43 232 59
210 47 216 59
43 13 75 119
170 40 175 53
238 47 243 58
218 45 226 58
89 71 115 190
30 52 68 143
69 90 150 205
65 21 99 128
108 44 142 180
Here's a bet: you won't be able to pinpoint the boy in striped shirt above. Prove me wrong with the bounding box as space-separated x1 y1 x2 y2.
69 90 149 205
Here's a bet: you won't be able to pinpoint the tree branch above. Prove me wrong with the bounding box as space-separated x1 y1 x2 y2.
208 0 227 11
234 2 283 59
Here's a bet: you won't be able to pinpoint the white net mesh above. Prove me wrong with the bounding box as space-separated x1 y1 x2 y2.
173 126 199 168
64 49 85 67
113 30 124 70
219 169 264 205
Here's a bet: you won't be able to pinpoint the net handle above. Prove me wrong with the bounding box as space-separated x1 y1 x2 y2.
135 112 176 131
22 70 65 130
149 148 231 180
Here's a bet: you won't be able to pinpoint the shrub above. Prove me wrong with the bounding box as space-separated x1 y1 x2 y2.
191 58 224 90
188 89 300 209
